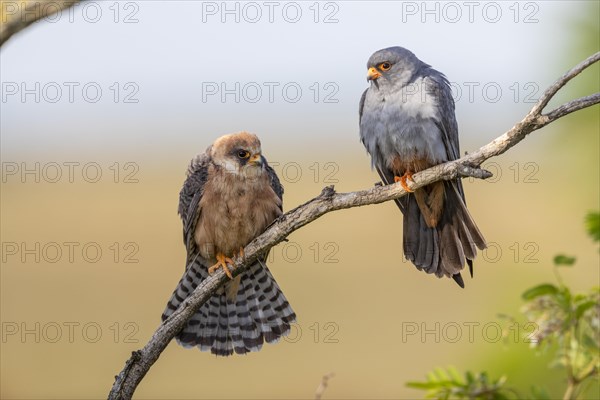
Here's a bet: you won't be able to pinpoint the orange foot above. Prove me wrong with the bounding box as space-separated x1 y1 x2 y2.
394 172 414 192
208 253 234 279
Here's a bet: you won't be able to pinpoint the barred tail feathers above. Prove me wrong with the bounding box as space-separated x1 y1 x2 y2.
162 259 296 356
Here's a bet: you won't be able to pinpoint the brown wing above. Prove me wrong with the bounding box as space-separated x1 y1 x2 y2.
178 152 210 267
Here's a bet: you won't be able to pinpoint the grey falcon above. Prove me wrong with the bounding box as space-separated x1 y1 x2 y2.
359 46 487 287
162 131 296 356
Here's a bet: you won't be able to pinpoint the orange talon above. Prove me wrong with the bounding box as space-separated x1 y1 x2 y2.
208 253 234 279
394 172 414 192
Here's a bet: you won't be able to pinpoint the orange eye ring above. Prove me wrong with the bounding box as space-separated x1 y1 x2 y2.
379 62 391 71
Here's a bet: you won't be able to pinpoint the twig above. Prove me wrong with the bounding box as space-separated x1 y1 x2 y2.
108 52 600 400
315 372 335 400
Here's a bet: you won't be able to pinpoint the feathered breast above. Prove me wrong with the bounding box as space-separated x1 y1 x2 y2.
195 165 282 259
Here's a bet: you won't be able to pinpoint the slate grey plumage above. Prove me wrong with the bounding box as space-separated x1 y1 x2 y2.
359 47 486 287
162 132 295 356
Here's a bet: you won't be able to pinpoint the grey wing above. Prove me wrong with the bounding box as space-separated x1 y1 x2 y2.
426 74 465 200
428 74 460 161
179 152 210 265
358 89 367 124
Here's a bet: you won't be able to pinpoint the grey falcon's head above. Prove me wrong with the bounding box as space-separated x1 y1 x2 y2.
209 131 265 177
366 46 426 91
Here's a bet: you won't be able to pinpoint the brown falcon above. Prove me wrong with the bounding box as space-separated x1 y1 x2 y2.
162 132 296 356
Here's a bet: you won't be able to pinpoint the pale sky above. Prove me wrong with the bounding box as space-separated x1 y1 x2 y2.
0 1 592 159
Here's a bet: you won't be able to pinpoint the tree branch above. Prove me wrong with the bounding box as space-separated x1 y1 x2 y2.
0 0 82 47
108 52 600 400
530 52 600 116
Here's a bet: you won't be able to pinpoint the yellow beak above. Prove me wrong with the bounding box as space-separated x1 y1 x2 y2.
248 154 262 166
367 67 381 81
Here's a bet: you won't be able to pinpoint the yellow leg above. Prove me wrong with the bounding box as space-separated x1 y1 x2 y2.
208 253 234 279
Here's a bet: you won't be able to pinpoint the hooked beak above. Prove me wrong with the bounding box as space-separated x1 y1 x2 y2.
248 154 263 166
367 67 381 81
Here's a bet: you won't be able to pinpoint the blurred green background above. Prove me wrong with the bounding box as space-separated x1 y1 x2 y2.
1 1 598 398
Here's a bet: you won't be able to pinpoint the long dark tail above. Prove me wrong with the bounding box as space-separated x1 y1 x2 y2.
162 257 296 356
402 181 486 287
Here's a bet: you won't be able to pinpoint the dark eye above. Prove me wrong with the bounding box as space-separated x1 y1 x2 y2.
379 62 391 71
237 150 250 159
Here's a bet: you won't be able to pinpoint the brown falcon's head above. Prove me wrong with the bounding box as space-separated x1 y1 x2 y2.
210 131 265 177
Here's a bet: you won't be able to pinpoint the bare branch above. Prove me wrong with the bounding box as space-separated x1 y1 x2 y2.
530 51 600 116
546 93 600 122
0 0 82 47
108 53 600 400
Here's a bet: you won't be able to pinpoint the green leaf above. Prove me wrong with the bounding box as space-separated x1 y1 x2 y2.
582 333 600 351
585 211 600 242
574 293 587 302
433 367 450 382
495 375 508 387
553 254 576 266
426 371 439 383
479 371 490 384
406 381 441 389
522 284 559 300
465 371 475 384
447 366 463 384
556 287 573 311
575 300 596 319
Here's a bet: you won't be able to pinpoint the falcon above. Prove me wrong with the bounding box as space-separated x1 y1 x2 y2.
162 132 296 356
359 46 487 287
